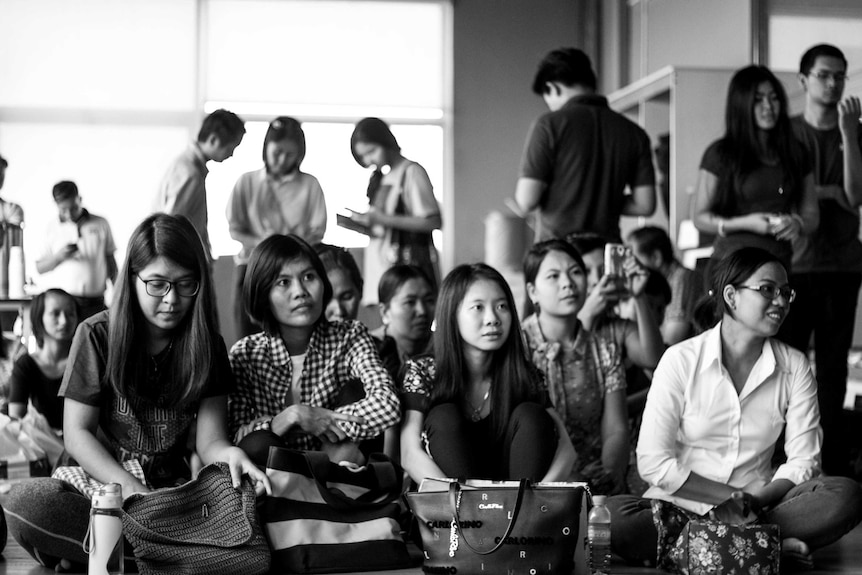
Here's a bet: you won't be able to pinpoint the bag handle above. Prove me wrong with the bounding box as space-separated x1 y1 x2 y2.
298 450 403 511
447 479 528 556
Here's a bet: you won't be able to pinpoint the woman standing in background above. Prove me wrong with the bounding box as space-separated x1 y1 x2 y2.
227 117 327 338
347 117 441 305
692 65 818 276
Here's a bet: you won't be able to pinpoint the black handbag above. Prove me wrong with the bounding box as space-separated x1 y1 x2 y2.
121 462 270 575
405 479 588 575
262 447 413 574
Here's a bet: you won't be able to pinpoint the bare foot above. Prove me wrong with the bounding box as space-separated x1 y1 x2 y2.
782 537 814 571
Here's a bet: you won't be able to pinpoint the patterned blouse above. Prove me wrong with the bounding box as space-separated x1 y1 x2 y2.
228 320 400 450
521 314 626 481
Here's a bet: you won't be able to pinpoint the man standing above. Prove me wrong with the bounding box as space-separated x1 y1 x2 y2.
515 47 656 242
36 181 117 320
156 109 245 259
788 44 862 477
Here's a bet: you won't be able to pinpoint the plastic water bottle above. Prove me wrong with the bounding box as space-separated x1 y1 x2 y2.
88 483 124 575
588 495 611 575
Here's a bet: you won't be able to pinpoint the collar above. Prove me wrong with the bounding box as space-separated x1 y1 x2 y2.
188 142 209 172
699 321 777 381
266 323 323 366
561 93 609 111
262 169 300 185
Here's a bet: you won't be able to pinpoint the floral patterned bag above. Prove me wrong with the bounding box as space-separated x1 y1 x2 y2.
653 500 780 574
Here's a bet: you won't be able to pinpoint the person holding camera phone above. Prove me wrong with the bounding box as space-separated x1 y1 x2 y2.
36 181 118 320
566 233 665 374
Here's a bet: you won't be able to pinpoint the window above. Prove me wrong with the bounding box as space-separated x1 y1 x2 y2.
0 0 451 279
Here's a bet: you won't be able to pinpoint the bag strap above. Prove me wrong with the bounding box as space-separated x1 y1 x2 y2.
300 450 402 511
447 479 528 556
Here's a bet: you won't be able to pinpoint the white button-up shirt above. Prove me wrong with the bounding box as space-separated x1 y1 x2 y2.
637 322 822 515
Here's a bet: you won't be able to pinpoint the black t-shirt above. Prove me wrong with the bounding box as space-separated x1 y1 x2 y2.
59 311 234 487
9 353 64 429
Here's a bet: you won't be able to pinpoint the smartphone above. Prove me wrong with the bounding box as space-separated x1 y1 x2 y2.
603 243 630 279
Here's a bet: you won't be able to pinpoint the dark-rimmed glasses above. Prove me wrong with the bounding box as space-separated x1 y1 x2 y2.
737 284 796 303
137 275 200 298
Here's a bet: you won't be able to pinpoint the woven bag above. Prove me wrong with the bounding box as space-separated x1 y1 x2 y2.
122 462 270 575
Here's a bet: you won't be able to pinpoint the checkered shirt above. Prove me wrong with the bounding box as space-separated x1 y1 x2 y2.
228 320 400 450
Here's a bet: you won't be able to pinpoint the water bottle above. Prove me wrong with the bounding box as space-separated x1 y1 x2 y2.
88 483 124 575
588 494 611 575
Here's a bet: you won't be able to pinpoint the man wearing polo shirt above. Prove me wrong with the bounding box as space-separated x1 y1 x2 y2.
515 47 656 242
36 181 117 319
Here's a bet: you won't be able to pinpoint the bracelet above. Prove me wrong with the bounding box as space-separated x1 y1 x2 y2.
717 218 727 237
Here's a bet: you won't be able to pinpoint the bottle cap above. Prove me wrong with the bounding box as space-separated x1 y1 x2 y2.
92 483 123 509
592 495 607 506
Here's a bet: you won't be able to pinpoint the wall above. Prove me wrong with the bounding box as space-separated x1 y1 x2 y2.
449 0 582 267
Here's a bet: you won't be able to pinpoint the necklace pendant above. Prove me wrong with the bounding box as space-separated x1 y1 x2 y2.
778 186 784 195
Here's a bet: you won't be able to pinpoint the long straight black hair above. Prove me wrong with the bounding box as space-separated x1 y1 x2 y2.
107 213 217 406
429 263 543 441
711 65 805 217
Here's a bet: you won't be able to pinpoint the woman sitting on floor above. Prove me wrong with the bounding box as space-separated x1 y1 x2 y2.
522 239 629 494
3 214 269 572
228 234 400 466
8 288 79 432
399 263 575 484
607 247 862 569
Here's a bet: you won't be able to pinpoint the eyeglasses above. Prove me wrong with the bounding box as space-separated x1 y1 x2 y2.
137 275 200 298
809 71 848 83
737 284 796 303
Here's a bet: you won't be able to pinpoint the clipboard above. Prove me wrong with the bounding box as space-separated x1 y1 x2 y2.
337 213 371 236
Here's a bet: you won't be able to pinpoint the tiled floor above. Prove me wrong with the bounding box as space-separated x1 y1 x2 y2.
2 520 862 574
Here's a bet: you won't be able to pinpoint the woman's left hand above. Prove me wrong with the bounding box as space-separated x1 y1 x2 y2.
226 447 272 496
713 490 761 524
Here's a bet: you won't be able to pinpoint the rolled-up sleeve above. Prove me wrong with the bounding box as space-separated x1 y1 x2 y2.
636 347 692 494
773 356 821 485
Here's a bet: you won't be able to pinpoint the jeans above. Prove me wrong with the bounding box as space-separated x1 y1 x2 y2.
787 271 862 476
424 401 556 481
606 476 862 565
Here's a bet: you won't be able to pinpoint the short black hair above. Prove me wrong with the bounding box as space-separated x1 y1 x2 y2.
244 234 333 334
799 44 847 76
0 155 7 168
52 181 79 202
197 109 246 145
532 47 597 95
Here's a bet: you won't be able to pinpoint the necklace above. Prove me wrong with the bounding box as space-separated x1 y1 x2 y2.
150 340 174 377
467 387 491 422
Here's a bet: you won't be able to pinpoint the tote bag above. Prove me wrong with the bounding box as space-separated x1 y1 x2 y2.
262 447 412 574
405 479 589 575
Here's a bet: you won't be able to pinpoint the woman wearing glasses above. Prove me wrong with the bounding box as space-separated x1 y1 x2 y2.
693 65 818 280
606 248 862 570
3 214 270 572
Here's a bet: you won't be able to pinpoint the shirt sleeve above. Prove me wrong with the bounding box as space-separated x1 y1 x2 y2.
226 173 251 234
518 115 555 184
402 163 439 219
636 345 693 494
161 164 203 220
338 323 401 440
401 357 434 413
8 355 33 405
599 336 627 395
772 351 822 484
306 176 328 245
58 321 108 406
227 338 259 439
